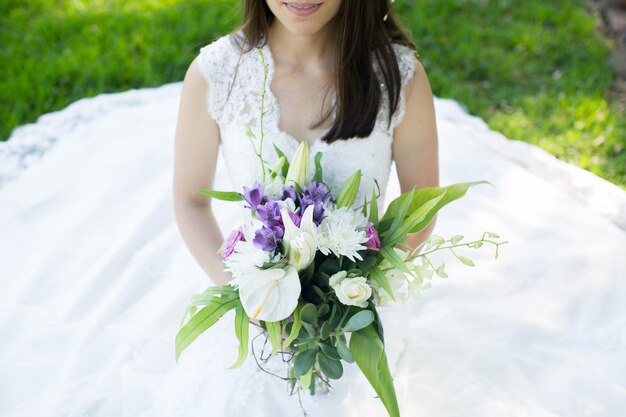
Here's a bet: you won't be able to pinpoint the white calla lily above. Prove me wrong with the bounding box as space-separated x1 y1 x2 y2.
237 265 301 322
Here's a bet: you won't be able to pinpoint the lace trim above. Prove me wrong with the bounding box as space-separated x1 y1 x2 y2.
196 34 419 137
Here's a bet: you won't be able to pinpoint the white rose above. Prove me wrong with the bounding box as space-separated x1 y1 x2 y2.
330 274 372 308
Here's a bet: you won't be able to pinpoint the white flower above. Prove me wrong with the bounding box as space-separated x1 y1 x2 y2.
276 197 296 212
317 205 369 261
224 239 271 282
281 204 318 271
237 265 301 322
263 175 285 198
329 272 372 308
285 141 310 188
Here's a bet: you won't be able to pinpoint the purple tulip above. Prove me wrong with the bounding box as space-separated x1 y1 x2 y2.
253 225 284 252
221 227 245 259
365 222 381 251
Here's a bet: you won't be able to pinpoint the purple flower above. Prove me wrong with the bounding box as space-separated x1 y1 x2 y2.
365 222 381 251
253 225 284 252
302 182 332 205
243 183 270 211
288 211 302 228
256 200 282 227
299 182 331 225
281 185 297 202
221 227 245 259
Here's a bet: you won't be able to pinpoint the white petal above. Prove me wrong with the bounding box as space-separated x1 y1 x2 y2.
238 265 301 322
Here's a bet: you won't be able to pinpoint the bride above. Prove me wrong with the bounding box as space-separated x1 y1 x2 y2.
1 0 625 416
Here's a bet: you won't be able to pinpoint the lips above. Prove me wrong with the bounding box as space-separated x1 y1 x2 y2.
284 2 322 16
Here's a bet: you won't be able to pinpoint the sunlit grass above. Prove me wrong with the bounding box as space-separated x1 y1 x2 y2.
2 0 624 189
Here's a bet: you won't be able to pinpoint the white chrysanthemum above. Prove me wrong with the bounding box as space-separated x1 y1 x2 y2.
224 239 271 285
317 205 369 261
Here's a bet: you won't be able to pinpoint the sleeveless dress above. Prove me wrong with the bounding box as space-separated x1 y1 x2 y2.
1 32 626 417
153 32 422 417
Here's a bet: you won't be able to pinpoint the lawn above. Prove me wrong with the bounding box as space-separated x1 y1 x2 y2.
2 0 624 189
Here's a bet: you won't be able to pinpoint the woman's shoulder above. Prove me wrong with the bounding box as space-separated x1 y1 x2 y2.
391 42 419 85
196 32 243 82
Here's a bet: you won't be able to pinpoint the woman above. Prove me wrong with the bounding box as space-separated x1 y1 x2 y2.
2 1 625 416
173 0 438 287
170 0 438 414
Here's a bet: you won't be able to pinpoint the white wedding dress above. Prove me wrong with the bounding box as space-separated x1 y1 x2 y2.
1 32 626 417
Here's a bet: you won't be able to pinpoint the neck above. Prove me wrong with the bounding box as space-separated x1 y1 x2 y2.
266 19 337 74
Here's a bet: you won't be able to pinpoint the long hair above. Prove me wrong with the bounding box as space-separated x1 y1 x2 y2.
230 0 417 144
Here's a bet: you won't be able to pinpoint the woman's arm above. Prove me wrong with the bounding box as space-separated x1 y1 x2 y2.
172 56 231 285
392 58 440 254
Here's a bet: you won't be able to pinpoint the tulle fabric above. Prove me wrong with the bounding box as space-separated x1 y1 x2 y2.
1 80 625 416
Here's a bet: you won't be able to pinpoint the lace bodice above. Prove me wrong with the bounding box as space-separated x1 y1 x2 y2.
196 32 417 205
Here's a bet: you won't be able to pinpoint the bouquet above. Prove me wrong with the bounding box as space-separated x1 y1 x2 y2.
175 49 507 417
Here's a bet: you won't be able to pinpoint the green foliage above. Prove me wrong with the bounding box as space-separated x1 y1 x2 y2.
175 289 239 362
230 302 250 369
192 189 243 202
349 324 400 417
336 170 362 208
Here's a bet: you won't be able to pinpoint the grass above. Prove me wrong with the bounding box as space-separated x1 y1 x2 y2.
2 0 624 189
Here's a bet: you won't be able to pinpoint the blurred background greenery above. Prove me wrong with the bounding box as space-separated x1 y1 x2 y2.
2 0 624 189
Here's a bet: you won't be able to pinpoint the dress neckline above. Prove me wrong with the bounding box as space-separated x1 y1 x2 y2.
258 41 334 149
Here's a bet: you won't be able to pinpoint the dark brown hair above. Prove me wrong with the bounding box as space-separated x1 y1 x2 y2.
230 0 417 143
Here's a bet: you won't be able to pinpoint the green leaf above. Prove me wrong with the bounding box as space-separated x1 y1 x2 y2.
362 195 368 217
294 348 317 376
265 320 282 356
458 256 475 266
284 302 303 348
319 341 341 360
299 366 313 391
191 189 242 202
230 303 250 369
302 322 317 337
189 285 239 305
336 170 362 208
273 144 290 177
385 192 446 245
175 292 239 362
343 310 375 332
369 265 396 301
320 321 331 340
382 181 490 232
388 190 414 238
349 325 400 417
317 303 330 317
380 246 412 275
450 234 464 245
336 337 355 363
300 303 318 325
369 186 379 226
318 353 343 380
486 231 500 238
435 263 448 278
313 151 324 182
